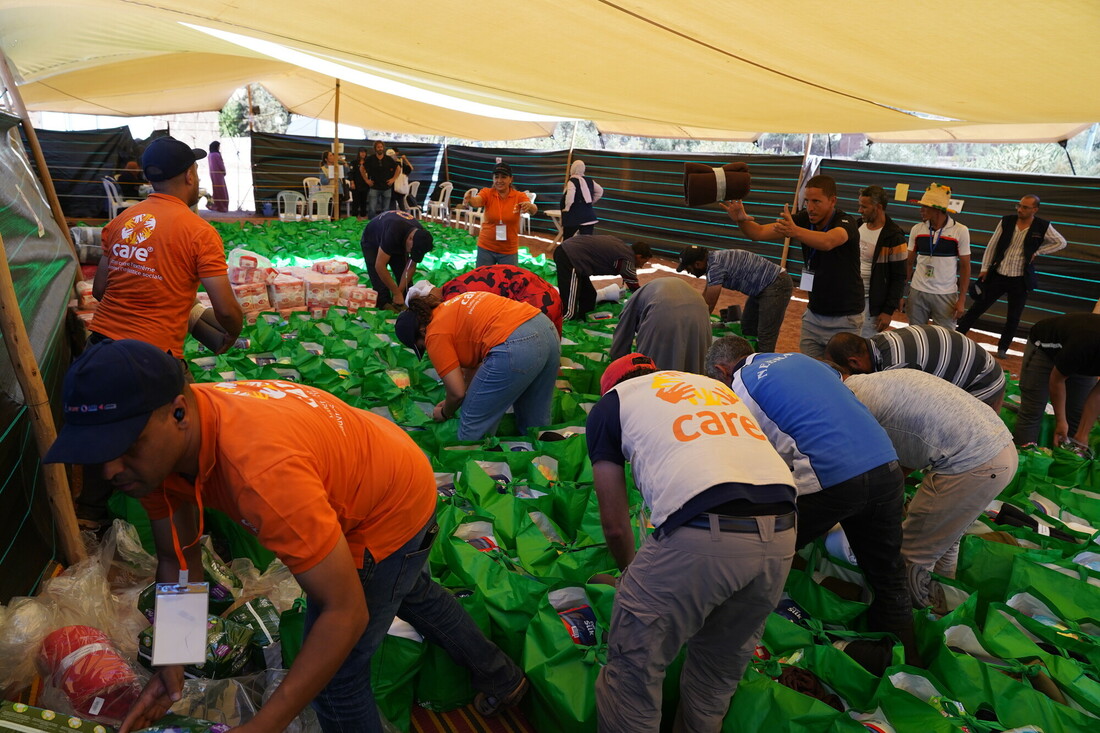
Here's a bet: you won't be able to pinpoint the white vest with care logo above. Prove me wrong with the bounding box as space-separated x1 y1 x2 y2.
610 370 795 527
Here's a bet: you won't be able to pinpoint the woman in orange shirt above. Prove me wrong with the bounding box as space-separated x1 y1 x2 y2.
395 290 560 440
464 161 537 268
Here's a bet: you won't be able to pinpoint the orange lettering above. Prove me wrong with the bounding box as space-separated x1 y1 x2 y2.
698 411 724 436
673 414 699 441
740 415 767 440
721 411 741 436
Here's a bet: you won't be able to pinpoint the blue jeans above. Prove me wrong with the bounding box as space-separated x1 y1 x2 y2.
458 313 560 440
368 189 392 218
308 517 522 732
476 247 519 268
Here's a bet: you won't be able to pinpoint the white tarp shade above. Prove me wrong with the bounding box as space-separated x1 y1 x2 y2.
2 1 1097 140
866 123 1094 145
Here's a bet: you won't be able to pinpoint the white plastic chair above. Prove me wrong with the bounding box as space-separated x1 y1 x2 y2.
427 181 454 224
519 191 537 235
277 190 306 221
302 176 321 198
403 180 422 218
456 188 483 234
102 176 139 219
306 191 333 221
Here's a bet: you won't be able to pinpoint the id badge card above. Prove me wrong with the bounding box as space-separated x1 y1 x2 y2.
800 269 815 292
152 581 209 666
924 264 935 278
495 223 507 241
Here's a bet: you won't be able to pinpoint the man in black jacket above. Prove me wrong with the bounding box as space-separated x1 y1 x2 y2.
957 195 1066 359
856 186 907 336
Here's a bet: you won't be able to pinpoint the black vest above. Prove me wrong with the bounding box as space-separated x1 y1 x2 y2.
990 214 1051 290
561 176 597 227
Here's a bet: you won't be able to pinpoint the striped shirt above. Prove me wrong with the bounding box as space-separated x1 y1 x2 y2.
981 220 1066 278
868 324 1004 402
706 249 782 297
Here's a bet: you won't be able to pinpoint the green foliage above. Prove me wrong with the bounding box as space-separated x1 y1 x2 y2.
218 84 291 137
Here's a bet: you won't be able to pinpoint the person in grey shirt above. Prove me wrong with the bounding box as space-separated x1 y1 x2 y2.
609 277 711 373
677 245 793 353
841 368 1017 605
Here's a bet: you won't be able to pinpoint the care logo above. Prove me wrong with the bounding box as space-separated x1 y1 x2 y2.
650 371 739 407
121 212 157 245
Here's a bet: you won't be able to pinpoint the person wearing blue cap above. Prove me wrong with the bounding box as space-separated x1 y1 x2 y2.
45 339 527 733
90 135 242 359
358 209 434 311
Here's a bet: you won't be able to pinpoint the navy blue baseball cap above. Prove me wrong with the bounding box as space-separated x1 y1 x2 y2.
394 309 425 359
44 339 185 465
141 136 207 182
410 228 434 261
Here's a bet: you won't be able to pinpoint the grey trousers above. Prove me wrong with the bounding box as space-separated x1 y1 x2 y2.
907 289 957 329
1014 341 1098 445
800 310 862 359
902 442 1018 578
596 515 795 733
743 271 793 353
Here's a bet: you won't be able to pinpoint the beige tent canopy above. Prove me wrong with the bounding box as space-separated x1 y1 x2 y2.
1 0 1098 140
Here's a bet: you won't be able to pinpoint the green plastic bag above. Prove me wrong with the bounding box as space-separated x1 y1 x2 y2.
720 666 863 733
1006 551 1100 624
414 586 490 712
279 596 307 668
370 619 426 733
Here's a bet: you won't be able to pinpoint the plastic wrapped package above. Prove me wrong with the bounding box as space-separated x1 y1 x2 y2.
300 272 340 308
137 616 254 679
337 285 377 309
75 280 97 310
0 701 105 732
0 595 58 691
231 283 271 312
227 557 301 614
226 247 273 270
267 275 306 309
312 259 349 274
135 713 232 732
165 673 262 726
37 625 141 723
262 669 322 733
98 519 157 590
228 266 278 285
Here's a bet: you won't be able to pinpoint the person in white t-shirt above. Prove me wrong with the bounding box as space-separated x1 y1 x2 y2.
855 186 907 337
902 183 971 328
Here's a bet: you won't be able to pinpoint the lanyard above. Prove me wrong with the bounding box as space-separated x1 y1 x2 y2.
496 189 513 225
805 213 834 268
164 481 205 585
927 222 943 255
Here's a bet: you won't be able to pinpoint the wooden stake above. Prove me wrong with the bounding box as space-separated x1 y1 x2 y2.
332 79 341 220
780 132 814 269
0 48 81 269
0 232 86 566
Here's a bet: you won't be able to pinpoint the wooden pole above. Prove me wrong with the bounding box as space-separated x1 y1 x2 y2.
0 48 80 268
0 232 86 566
780 132 814 269
564 120 579 179
332 80 341 220
246 83 255 133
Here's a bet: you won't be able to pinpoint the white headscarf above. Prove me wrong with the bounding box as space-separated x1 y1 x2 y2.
405 279 435 306
569 159 594 203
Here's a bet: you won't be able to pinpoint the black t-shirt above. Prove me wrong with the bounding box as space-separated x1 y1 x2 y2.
361 211 424 258
364 155 398 191
793 208 862 316
1030 313 1100 376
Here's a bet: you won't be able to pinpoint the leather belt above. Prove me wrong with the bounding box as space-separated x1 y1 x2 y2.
683 511 796 533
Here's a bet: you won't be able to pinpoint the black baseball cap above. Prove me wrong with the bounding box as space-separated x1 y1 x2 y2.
44 339 184 465
141 136 207 182
677 245 708 273
492 161 513 177
394 309 425 359
410 229 434 261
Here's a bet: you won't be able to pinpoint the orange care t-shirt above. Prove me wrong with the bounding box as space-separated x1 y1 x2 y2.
91 194 228 357
139 381 436 573
474 187 530 255
425 291 539 378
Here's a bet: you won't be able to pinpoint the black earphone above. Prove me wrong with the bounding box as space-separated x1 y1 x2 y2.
174 408 185 422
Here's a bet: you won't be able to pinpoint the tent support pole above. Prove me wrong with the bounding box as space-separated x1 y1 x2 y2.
780 133 814 268
332 79 341 220
0 232 86 566
0 48 80 267
564 120 578 178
